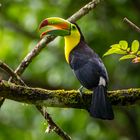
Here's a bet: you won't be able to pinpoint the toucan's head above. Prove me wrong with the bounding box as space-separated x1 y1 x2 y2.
39 17 83 63
39 17 83 39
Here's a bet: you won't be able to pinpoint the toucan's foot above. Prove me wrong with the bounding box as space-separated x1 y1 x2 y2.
78 86 86 106
78 86 89 111
78 86 84 98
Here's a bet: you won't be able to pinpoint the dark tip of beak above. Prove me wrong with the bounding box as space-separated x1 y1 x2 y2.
39 19 48 30
40 31 47 38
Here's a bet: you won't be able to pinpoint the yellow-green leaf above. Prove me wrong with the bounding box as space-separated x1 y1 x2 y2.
110 44 120 49
119 40 128 50
103 49 116 56
119 54 136 61
137 51 140 55
103 48 126 57
127 47 130 52
114 49 127 54
131 40 139 53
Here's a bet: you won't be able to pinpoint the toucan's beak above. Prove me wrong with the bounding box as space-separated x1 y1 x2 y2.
39 17 71 38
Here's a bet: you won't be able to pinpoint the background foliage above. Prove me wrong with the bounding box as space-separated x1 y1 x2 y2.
0 0 140 140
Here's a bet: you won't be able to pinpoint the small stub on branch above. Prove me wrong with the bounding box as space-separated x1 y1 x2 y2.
45 124 54 133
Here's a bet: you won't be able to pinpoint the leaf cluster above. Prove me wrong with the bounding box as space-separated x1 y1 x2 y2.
104 40 140 63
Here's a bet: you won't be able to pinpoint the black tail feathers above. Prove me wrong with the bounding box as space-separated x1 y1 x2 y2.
89 85 114 120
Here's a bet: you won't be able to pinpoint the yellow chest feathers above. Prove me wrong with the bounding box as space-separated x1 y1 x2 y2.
64 30 80 63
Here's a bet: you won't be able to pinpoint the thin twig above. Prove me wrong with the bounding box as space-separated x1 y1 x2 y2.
0 60 25 85
68 0 100 22
123 17 140 33
36 106 71 140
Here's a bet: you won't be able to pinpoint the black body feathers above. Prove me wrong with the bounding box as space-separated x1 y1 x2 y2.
69 38 114 120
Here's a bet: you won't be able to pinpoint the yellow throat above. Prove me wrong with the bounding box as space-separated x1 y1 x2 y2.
64 29 81 63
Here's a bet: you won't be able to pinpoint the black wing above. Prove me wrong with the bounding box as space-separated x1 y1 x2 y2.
69 41 108 89
73 57 108 89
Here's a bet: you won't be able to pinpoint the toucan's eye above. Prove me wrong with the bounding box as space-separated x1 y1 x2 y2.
71 25 76 30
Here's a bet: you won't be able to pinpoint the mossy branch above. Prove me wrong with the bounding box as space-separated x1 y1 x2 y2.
0 80 140 108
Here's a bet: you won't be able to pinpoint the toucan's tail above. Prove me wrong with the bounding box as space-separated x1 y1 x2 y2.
89 85 114 120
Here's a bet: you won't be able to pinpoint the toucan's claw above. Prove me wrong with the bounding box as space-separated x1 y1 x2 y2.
78 86 84 98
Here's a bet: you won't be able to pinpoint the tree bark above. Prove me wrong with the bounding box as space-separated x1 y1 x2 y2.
0 80 140 109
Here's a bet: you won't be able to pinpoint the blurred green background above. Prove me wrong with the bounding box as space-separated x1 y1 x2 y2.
0 0 140 140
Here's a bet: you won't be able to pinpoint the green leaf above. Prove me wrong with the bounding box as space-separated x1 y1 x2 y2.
110 44 120 49
103 49 115 56
103 48 126 56
119 40 128 50
119 54 136 61
131 40 139 53
127 47 130 52
137 51 140 55
114 49 127 54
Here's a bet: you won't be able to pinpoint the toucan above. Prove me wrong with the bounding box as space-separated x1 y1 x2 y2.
39 17 114 120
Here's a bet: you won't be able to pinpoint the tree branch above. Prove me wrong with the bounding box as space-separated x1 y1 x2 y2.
0 60 25 85
36 106 71 140
1 80 140 108
67 0 100 22
123 17 140 33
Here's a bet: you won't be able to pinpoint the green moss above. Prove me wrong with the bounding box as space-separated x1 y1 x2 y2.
1 80 140 108
2 80 11 87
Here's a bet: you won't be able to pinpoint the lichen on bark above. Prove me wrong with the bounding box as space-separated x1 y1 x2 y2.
0 80 140 109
